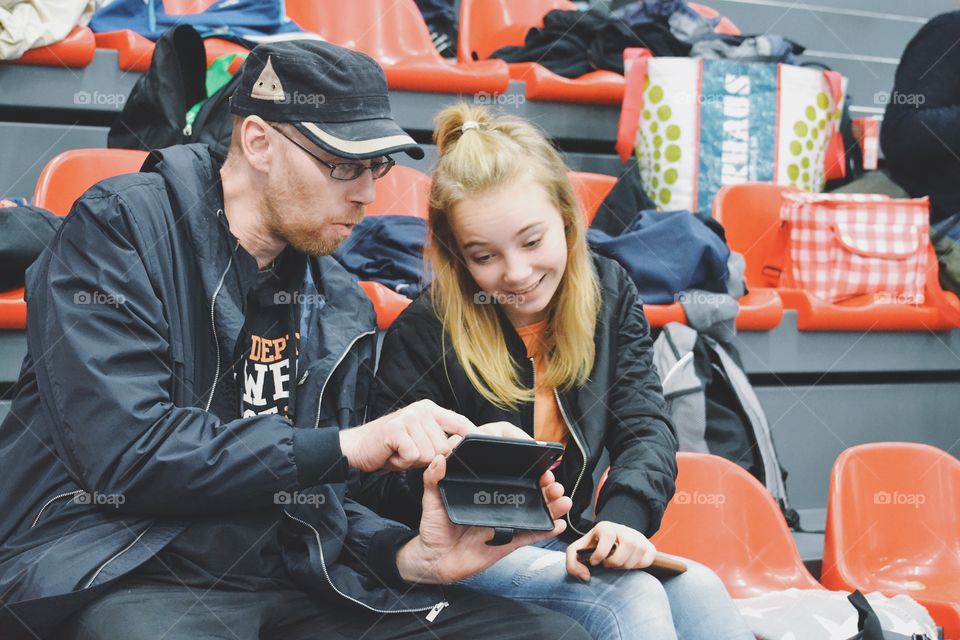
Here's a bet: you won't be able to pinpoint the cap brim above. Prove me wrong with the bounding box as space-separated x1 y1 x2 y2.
293 119 424 160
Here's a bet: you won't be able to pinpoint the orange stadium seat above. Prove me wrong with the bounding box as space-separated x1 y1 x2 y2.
0 149 149 330
11 26 96 68
95 29 248 73
688 3 741 36
650 453 822 598
457 0 622 105
359 166 430 329
286 0 509 95
822 443 960 640
366 165 430 218
713 182 960 331
457 1 739 105
33 148 149 216
458 0 576 62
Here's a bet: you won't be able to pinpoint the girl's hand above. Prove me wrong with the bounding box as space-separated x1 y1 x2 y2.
565 521 656 581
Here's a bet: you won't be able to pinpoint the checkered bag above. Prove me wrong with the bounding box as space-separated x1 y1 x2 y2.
779 193 930 303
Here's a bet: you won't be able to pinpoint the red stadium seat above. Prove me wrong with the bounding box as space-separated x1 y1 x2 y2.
458 0 576 62
286 0 509 95
822 443 960 639
713 182 960 331
11 26 96 68
358 166 431 329
688 3 741 36
33 149 149 216
457 1 739 105
650 453 822 598
95 29 248 73
457 0 622 105
0 150 149 330
366 166 430 218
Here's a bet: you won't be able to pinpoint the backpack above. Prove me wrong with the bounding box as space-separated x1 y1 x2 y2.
652 322 797 526
931 210 960 297
108 25 245 162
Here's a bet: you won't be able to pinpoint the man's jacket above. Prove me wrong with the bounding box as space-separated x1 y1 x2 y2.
0 144 444 639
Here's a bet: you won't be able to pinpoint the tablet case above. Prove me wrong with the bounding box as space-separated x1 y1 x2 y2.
439 435 565 546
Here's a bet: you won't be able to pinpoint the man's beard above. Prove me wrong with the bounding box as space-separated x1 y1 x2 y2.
261 187 353 257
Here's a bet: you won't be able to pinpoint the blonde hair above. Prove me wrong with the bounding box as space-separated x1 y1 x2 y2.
428 103 601 410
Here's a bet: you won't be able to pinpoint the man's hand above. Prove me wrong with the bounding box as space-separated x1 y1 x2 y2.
476 421 532 440
565 521 657 582
339 399 478 472
395 453 572 584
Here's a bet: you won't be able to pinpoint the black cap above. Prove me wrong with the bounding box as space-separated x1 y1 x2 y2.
230 39 424 160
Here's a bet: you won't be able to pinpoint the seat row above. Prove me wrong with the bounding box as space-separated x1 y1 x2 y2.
4 147 959 333
4 0 736 105
634 445 960 639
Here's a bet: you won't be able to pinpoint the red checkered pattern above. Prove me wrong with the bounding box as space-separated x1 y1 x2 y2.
781 193 930 304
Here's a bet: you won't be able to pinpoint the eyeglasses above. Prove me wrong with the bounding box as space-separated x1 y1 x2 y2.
270 125 395 181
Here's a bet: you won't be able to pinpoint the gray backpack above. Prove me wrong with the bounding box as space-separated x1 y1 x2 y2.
652 322 790 514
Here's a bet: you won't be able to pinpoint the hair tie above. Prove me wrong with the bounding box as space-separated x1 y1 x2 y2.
461 120 480 133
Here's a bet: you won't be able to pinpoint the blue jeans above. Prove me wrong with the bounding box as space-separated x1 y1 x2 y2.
459 537 753 640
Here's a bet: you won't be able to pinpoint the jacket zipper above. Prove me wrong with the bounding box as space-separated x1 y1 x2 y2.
529 357 589 537
313 330 376 428
282 510 447 620
554 386 589 537
82 526 151 589
204 234 236 412
30 490 85 528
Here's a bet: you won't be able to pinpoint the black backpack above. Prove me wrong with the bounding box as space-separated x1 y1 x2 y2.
108 25 242 162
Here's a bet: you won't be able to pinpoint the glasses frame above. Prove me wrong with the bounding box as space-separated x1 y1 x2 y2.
269 125 395 181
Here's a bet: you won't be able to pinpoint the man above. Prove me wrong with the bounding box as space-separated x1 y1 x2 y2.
0 40 588 640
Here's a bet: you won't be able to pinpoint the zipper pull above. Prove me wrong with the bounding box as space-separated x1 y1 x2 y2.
425 601 449 622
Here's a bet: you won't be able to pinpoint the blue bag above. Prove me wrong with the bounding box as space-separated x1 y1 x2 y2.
587 209 730 304
90 0 302 44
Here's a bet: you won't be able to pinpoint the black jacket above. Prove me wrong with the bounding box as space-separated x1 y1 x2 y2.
0 144 445 639
881 11 960 223
353 256 678 540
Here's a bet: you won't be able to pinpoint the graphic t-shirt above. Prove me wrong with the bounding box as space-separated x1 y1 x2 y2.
132 254 303 591
240 265 299 419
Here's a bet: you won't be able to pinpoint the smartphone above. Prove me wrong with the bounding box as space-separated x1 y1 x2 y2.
444 434 565 479
439 434 565 531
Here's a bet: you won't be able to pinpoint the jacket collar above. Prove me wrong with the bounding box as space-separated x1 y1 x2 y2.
144 144 376 377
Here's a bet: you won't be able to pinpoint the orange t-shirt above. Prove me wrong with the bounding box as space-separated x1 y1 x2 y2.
515 320 568 445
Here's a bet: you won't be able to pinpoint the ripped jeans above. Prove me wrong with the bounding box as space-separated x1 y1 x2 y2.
458 537 753 640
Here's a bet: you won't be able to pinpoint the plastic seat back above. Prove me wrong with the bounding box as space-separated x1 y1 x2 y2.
688 2 741 36
651 452 820 598
822 443 960 592
366 165 430 218
458 0 575 62
712 182 797 289
33 149 150 216
288 0 439 61
567 171 615 226
163 0 218 14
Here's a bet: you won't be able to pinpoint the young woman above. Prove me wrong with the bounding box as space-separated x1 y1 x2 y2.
353 104 753 640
